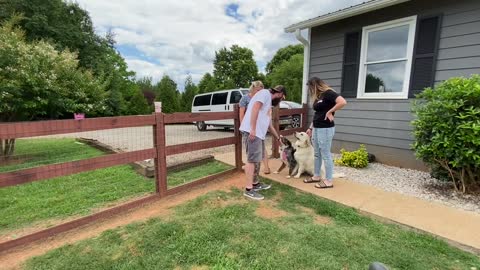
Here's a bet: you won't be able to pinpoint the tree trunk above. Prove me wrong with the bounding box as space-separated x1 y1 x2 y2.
0 139 16 161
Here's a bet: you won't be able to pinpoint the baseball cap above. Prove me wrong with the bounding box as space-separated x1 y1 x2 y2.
271 85 287 98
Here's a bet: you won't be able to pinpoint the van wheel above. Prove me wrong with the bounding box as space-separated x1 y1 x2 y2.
291 115 301 128
196 121 207 131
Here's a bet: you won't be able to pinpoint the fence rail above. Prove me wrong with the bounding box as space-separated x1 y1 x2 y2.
0 115 156 139
0 148 156 188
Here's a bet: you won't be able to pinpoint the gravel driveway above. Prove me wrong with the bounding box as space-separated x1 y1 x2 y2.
46 124 273 167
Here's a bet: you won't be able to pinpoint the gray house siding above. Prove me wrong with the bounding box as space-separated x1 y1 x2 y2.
308 0 480 169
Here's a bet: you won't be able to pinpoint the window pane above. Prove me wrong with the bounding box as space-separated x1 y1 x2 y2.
229 91 242 104
193 94 211 106
367 25 409 62
365 61 406 93
212 92 228 105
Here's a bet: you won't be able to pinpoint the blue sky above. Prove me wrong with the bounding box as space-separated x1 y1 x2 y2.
76 0 363 91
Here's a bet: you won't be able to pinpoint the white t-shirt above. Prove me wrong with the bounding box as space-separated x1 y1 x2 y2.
239 89 271 140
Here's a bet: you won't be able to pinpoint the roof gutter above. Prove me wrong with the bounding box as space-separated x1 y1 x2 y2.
285 0 410 33
295 29 310 105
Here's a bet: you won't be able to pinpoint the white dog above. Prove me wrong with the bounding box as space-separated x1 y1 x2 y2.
293 131 345 179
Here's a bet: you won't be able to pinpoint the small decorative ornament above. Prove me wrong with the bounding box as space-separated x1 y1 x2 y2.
74 113 85 120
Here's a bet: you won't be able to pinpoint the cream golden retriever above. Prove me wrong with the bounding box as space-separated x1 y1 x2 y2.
293 131 345 179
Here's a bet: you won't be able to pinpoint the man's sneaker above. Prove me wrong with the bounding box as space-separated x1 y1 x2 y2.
253 182 271 191
244 189 264 200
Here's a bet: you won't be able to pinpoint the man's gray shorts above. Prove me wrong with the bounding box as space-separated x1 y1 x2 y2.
242 132 265 163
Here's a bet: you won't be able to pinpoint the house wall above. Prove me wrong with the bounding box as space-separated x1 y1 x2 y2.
308 0 480 169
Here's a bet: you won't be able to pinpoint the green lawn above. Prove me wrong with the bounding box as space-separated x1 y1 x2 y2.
24 183 480 270
0 139 233 232
0 138 105 173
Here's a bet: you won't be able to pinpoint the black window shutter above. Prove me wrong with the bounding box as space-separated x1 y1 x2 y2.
409 14 442 98
341 31 362 98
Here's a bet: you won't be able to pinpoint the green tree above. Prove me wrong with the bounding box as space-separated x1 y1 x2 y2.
181 76 198 112
128 88 151 115
198 73 217 93
213 45 258 89
265 44 303 74
1 0 142 116
136 77 156 106
155 75 179 113
266 54 303 103
0 18 105 159
0 0 114 74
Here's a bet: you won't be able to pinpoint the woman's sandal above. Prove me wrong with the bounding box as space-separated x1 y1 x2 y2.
263 169 271 174
303 177 322 183
315 181 333 189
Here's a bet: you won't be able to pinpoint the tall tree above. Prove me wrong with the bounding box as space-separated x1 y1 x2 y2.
155 75 179 113
136 77 156 105
0 18 105 159
213 45 258 89
198 73 217 93
267 54 303 103
1 0 143 116
265 44 303 74
181 76 198 112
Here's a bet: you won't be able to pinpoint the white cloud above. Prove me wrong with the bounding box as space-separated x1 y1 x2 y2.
76 0 364 90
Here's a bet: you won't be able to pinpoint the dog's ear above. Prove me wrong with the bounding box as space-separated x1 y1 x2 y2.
302 138 309 148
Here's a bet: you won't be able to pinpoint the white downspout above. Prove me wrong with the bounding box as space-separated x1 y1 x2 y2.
295 28 310 105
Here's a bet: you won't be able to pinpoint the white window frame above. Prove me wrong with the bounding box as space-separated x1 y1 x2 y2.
357 16 417 99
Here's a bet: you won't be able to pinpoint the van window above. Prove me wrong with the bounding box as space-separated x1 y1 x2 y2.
229 91 242 104
212 92 228 105
193 94 211 106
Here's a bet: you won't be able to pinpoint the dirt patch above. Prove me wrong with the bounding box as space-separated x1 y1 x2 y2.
191 266 209 270
0 173 245 270
298 206 332 225
202 196 247 209
255 202 289 219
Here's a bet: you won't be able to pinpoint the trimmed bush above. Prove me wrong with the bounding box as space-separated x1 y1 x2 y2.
335 144 369 168
411 75 480 193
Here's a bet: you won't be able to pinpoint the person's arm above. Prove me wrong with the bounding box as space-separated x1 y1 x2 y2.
325 96 347 122
268 121 281 141
239 106 246 123
249 101 262 140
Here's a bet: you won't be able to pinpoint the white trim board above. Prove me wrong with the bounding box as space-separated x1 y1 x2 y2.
284 0 411 33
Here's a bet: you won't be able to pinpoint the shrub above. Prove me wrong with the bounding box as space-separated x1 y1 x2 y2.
335 144 369 168
411 75 480 193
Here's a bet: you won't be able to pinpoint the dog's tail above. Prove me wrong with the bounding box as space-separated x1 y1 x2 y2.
333 172 346 178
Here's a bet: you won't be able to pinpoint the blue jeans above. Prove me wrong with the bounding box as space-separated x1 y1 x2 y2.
312 127 335 180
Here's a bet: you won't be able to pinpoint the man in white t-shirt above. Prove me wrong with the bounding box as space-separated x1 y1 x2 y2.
240 85 286 200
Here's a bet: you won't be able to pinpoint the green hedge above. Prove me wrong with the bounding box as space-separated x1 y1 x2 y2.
411 75 480 193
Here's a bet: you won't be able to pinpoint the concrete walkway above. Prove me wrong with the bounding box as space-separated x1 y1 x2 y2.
215 152 480 254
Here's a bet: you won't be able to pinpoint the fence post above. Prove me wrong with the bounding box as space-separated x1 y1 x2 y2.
271 106 280 158
233 104 243 170
302 103 308 131
153 112 168 197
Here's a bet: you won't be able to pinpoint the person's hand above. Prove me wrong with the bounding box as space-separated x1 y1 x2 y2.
306 128 312 137
249 130 256 141
278 135 283 145
325 111 334 122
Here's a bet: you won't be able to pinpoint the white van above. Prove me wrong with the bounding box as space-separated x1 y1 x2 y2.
191 89 296 131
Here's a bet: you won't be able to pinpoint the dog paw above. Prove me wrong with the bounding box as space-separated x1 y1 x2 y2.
293 175 300 179
286 175 291 179
273 171 279 174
